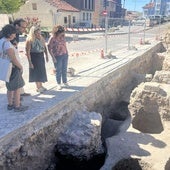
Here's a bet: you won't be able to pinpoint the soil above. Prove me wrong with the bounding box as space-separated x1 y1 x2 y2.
112 158 154 170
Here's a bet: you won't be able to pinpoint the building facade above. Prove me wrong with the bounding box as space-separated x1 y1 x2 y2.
143 0 170 17
64 0 95 26
102 0 124 27
14 0 80 29
65 0 123 27
113 0 122 18
14 0 124 29
165 0 170 16
92 0 101 27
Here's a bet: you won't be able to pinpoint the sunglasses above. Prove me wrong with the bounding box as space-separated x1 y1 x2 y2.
20 26 27 29
58 27 65 32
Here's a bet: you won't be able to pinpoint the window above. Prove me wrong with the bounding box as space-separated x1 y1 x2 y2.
90 13 92 20
83 13 85 21
91 0 94 10
32 3 37 10
88 0 94 10
156 4 160 9
64 17 67 24
86 13 89 20
84 0 87 9
73 16 76 23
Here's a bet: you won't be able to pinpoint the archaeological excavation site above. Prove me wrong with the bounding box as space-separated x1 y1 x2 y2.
0 40 170 170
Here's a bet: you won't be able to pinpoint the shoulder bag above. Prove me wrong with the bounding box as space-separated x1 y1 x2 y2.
0 41 12 82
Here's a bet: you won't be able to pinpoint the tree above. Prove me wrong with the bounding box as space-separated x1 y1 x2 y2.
0 0 25 14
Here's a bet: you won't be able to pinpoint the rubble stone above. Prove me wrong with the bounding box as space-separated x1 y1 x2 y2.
152 71 170 84
129 82 170 133
56 110 104 160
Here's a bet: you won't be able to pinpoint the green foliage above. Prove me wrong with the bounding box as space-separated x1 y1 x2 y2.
0 0 25 14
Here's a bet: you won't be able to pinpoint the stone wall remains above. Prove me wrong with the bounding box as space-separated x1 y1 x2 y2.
0 42 165 170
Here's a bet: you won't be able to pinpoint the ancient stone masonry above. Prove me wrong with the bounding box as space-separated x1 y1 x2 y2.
162 54 170 71
129 82 170 133
129 52 170 133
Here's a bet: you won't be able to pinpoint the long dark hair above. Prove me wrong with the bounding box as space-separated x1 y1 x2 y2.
1 24 16 38
13 18 26 27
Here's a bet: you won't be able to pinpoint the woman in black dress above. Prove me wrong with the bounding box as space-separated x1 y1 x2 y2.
26 26 49 93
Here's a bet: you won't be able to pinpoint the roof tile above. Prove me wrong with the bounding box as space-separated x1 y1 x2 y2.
45 0 80 12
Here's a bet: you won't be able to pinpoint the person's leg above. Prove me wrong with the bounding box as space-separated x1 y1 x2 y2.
55 56 63 85
7 90 14 110
36 82 47 93
36 82 41 89
13 88 28 112
62 54 68 84
13 88 21 108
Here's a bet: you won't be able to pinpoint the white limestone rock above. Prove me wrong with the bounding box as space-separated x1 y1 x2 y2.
152 70 170 84
162 54 170 71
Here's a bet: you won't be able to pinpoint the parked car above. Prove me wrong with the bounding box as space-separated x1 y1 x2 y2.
73 22 91 28
132 19 146 26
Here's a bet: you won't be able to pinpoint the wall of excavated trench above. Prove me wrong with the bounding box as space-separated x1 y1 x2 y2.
0 42 165 170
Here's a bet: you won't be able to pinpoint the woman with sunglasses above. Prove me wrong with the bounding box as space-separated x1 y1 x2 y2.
47 25 69 90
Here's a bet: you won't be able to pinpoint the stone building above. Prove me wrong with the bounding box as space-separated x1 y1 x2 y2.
14 0 80 29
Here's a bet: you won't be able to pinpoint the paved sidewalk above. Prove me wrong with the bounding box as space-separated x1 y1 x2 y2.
0 41 155 139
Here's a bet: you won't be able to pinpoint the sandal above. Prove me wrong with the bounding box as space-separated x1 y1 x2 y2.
14 105 29 112
36 87 46 93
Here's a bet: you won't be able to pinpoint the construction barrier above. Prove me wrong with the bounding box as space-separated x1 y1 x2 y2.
65 27 105 33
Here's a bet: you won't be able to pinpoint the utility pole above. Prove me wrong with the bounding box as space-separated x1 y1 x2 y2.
103 0 108 54
121 0 125 26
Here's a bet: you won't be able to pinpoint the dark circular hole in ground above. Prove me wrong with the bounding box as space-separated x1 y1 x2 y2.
47 102 130 170
101 118 124 139
48 151 106 170
109 101 130 121
112 158 153 170
165 157 170 170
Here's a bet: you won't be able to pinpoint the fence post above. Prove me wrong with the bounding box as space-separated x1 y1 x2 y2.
143 19 146 44
105 13 108 54
128 19 131 50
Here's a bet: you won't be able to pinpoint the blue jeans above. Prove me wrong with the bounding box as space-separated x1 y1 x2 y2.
54 54 68 84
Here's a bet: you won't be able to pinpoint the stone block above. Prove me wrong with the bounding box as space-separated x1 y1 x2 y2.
129 82 170 133
56 110 104 160
152 70 170 84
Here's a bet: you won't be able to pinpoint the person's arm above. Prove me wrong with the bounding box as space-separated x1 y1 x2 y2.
25 40 34 68
41 37 49 63
47 36 56 63
7 48 23 71
44 46 49 63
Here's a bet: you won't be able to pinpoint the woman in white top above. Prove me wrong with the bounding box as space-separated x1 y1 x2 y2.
0 24 28 112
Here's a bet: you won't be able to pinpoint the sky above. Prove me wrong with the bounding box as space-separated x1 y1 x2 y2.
124 0 150 12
